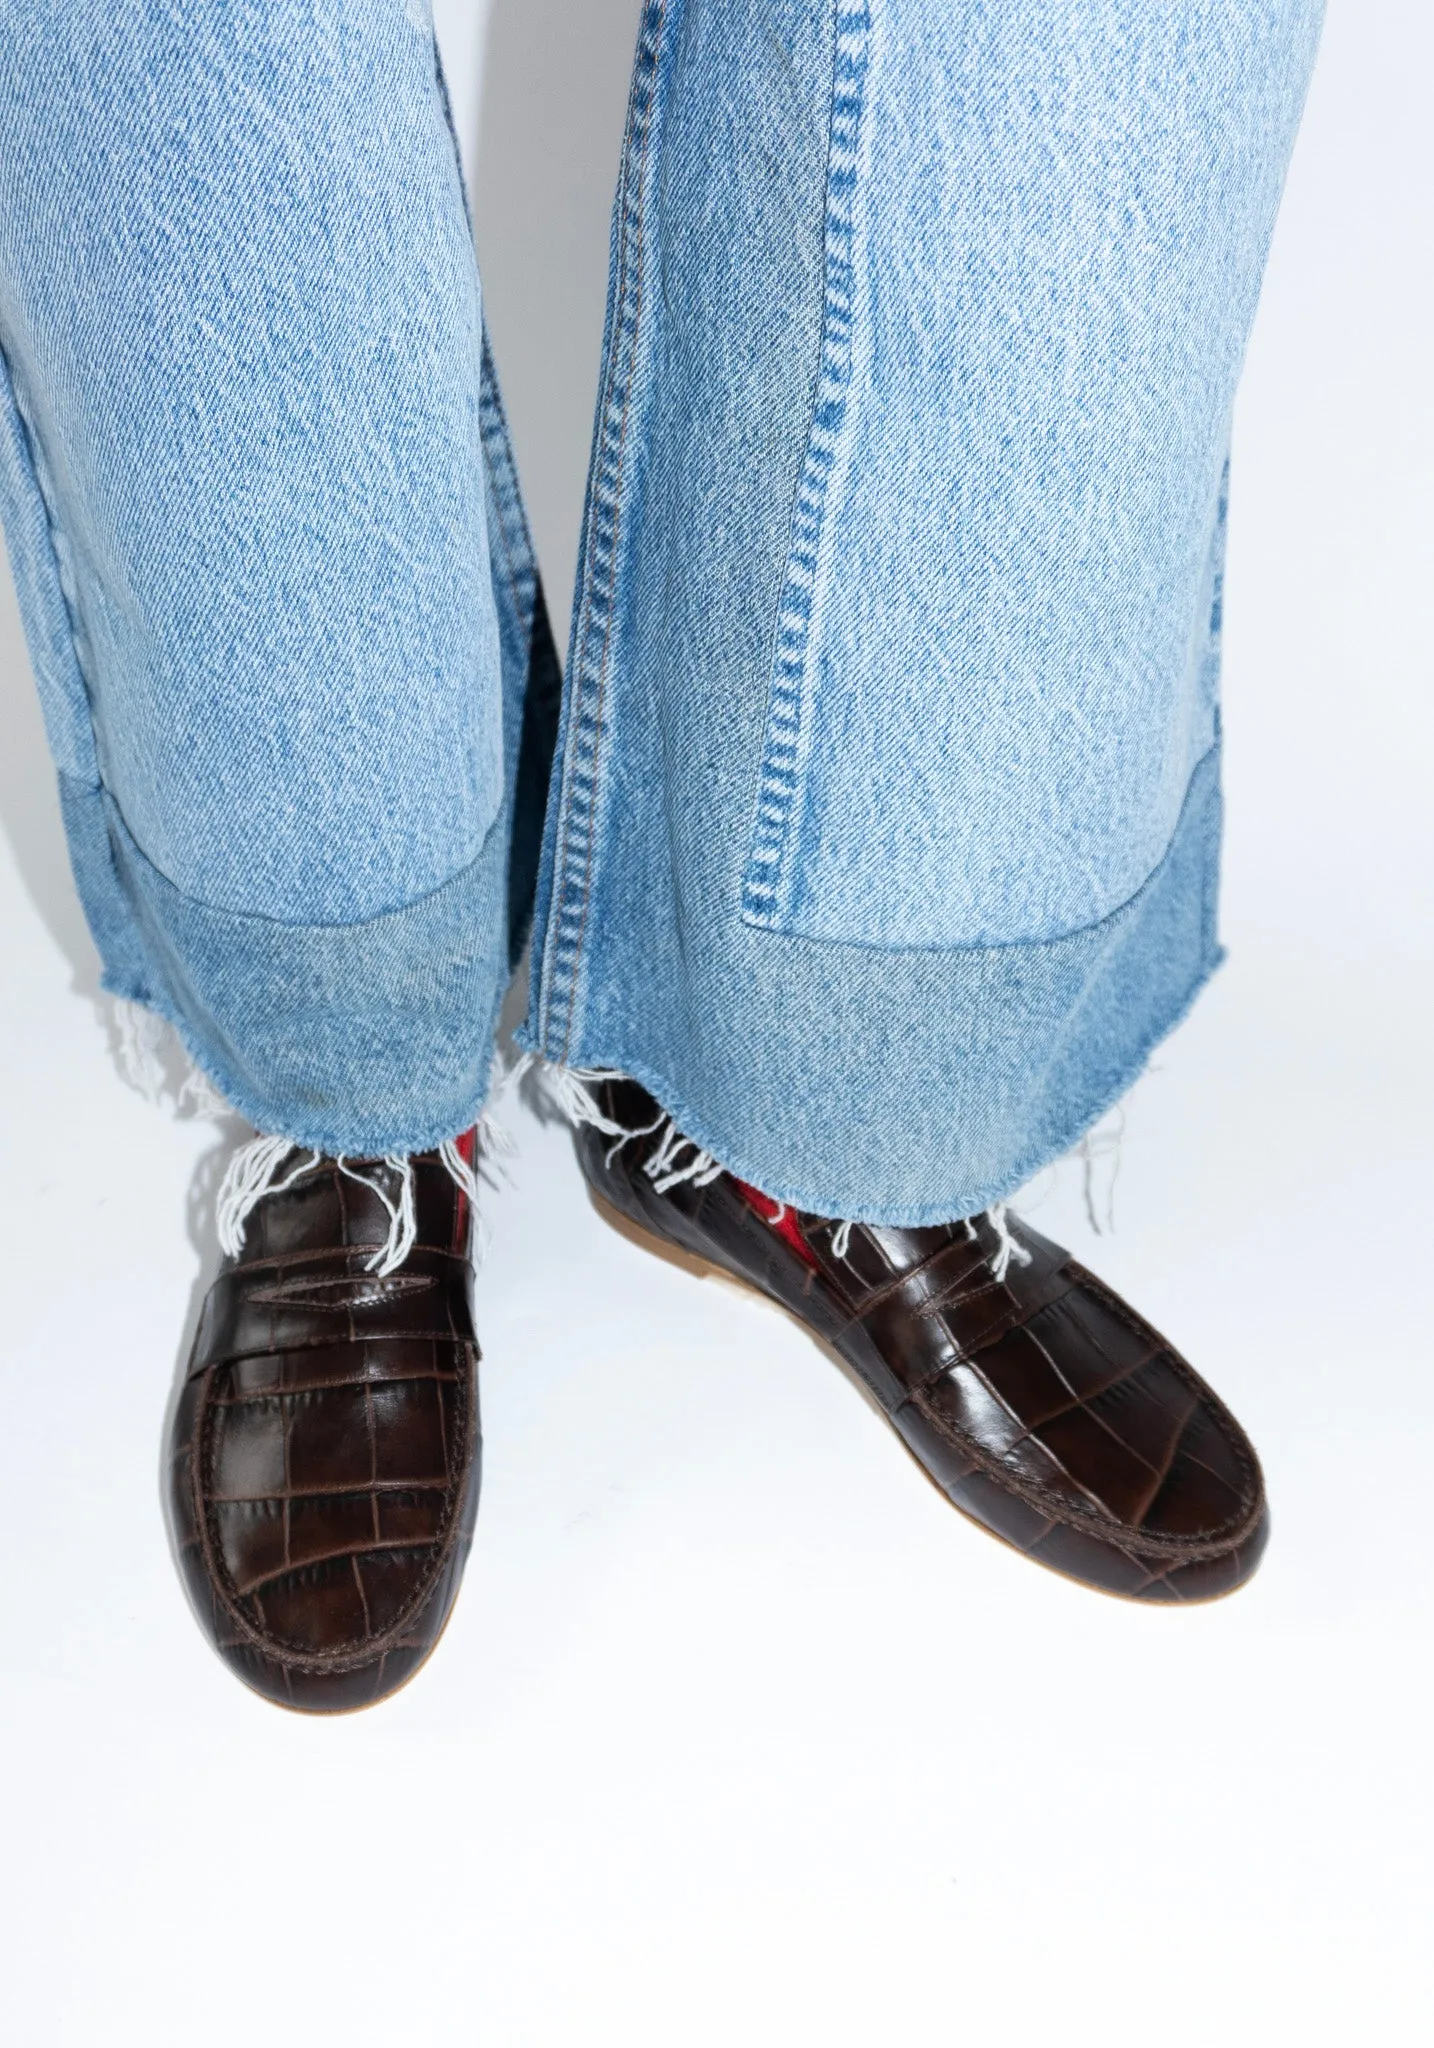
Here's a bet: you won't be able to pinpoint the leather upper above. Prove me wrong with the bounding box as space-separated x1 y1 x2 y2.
168 1149 481 1712
577 1079 1269 1602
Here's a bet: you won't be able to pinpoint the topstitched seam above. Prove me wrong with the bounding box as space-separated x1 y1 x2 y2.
0 332 101 784
742 4 874 929
542 0 671 1061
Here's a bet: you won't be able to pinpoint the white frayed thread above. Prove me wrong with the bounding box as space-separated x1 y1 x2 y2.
437 1069 516 1262
535 1063 668 1168
334 1156 417 1279
986 1202 1032 1284
642 1117 724 1196
216 1136 320 1260
830 1218 855 1263
534 1063 721 1193
453 1049 524 1190
539 1065 631 1136
112 998 167 1103
436 1137 488 1266
438 1136 481 1205
607 1106 668 1168
216 1140 417 1276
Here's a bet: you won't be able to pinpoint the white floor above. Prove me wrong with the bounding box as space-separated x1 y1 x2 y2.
1 5 1431 2043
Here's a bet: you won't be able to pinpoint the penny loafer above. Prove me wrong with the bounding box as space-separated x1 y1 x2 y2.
573 1079 1269 1603
168 1140 482 1711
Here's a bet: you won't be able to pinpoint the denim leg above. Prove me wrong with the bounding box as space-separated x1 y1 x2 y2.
525 0 1325 1222
0 2 556 1153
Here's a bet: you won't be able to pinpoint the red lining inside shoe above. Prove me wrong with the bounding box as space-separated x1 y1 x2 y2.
452 1125 478 1246
734 1180 818 1267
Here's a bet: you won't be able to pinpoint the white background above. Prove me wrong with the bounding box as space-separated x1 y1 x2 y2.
1 3 1430 2041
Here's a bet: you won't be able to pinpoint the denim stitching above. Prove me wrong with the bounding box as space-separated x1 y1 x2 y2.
741 4 874 929
431 25 534 638
536 0 671 1058
477 327 536 636
539 0 668 1055
0 332 101 784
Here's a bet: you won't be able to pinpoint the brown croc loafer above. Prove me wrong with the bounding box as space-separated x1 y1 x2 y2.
573 1079 1269 1603
168 1136 483 1712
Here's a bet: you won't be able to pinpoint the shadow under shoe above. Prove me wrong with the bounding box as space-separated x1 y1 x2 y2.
574 1078 1269 1605
167 1147 482 1712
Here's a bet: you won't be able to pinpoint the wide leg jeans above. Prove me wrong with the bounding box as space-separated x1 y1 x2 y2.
0 1 1324 1222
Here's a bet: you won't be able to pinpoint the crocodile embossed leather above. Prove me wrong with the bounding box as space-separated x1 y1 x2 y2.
168 1146 482 1712
576 1080 1268 1602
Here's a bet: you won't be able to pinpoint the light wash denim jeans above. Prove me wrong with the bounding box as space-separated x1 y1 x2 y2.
0 1 1323 1223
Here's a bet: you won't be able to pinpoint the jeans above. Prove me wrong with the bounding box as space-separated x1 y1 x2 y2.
0 1 1324 1223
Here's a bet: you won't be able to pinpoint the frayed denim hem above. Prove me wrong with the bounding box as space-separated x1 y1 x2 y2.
528 944 1222 1229
521 742 1226 1226
60 772 513 1159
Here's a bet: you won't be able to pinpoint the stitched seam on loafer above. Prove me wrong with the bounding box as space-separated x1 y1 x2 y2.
900 1386 1264 1558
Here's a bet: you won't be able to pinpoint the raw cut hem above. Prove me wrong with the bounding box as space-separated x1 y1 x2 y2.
61 772 513 1158
103 982 509 1163
519 941 1222 1228
522 734 1227 1222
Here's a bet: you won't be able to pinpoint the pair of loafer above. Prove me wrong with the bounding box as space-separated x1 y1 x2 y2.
170 1080 1268 1711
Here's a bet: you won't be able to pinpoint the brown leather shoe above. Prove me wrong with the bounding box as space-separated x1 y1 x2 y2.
168 1138 482 1711
574 1079 1268 1603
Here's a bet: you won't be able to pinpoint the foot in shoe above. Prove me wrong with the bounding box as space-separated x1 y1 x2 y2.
573 1078 1268 1603
168 1137 483 1712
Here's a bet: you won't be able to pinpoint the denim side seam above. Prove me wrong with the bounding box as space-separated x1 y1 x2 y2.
1 339 160 1003
478 328 537 640
532 0 673 1061
0 335 99 785
741 3 874 931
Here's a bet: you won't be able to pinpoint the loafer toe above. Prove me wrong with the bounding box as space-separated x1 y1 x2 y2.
168 1153 482 1712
